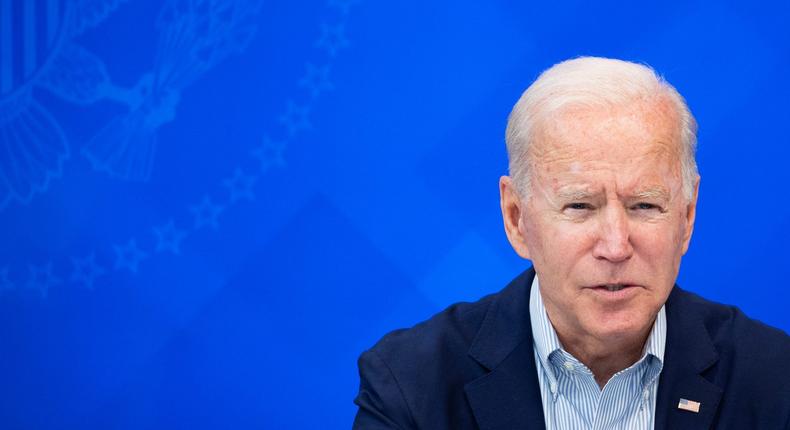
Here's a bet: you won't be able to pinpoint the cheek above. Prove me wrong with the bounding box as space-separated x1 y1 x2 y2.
526 218 596 265
520 213 559 266
633 220 686 264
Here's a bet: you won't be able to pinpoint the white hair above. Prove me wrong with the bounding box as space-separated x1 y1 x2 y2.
505 56 699 200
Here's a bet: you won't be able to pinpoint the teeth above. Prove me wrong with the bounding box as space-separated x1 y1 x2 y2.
605 284 625 291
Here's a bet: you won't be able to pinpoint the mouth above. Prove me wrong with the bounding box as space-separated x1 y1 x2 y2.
587 283 641 299
600 284 628 292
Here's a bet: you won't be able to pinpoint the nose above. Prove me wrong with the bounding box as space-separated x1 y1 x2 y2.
592 204 634 263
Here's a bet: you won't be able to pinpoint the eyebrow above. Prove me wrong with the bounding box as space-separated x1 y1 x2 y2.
554 187 670 201
556 188 595 201
632 188 670 200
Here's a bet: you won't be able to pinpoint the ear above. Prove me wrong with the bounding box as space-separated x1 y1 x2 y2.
681 175 700 255
499 176 531 259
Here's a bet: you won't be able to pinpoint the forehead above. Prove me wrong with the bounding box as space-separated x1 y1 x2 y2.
529 99 683 190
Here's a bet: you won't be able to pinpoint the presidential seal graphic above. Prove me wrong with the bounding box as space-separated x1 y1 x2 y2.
1 0 260 209
0 0 357 295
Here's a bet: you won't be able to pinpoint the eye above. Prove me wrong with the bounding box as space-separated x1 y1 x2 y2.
632 202 659 211
565 202 593 211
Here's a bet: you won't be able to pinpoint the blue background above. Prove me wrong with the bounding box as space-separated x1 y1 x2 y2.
1 0 789 428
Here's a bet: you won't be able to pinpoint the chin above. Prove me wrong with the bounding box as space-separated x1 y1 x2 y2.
587 309 652 340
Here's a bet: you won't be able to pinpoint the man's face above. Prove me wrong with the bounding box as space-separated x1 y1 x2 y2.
501 98 698 344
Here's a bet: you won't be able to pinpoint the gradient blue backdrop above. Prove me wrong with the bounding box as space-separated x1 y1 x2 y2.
1 0 789 428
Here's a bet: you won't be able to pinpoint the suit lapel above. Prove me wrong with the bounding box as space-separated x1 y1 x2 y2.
465 339 545 429
655 287 723 430
463 269 546 430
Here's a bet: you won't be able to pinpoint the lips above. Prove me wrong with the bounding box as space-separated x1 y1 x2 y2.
587 284 641 299
601 284 627 292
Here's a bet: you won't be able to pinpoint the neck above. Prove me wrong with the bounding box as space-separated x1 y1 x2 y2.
552 320 653 389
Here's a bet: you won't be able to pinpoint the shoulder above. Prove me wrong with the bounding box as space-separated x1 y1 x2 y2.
354 268 535 428
672 287 790 363
365 290 495 375
354 289 500 428
364 266 535 374
672 288 790 407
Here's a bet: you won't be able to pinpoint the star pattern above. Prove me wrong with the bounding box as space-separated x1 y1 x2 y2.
189 195 225 229
299 63 334 98
328 0 359 15
223 168 257 203
71 253 105 289
251 135 287 172
153 220 188 254
316 22 349 57
0 267 13 292
27 263 60 298
278 100 312 136
113 239 148 273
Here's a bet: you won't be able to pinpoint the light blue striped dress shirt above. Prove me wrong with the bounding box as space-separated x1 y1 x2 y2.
529 276 666 429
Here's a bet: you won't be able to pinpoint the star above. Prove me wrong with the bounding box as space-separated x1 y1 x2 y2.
113 239 148 273
0 267 13 292
27 263 60 298
189 195 224 229
153 220 188 254
223 168 257 203
316 22 349 57
278 100 312 137
299 63 334 98
71 253 105 289
251 135 287 172
328 0 359 15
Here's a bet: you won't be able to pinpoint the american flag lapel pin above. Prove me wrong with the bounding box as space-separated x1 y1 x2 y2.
677 398 701 413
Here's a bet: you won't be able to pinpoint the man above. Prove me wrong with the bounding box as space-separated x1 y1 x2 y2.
352 57 790 429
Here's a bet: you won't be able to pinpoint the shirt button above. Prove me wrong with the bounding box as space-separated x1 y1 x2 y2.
563 362 574 371
550 382 557 392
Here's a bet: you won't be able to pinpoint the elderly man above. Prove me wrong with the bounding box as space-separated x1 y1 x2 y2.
352 57 790 429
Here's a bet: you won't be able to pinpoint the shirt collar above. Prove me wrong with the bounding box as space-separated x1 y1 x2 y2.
529 274 667 395
529 275 562 374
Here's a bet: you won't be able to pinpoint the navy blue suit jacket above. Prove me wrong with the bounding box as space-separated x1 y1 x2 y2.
353 268 790 429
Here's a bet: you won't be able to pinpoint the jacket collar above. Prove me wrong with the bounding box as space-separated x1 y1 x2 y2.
655 287 722 429
464 268 546 429
463 268 723 430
